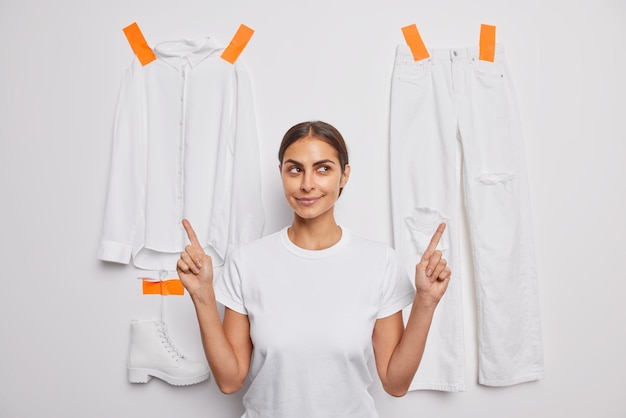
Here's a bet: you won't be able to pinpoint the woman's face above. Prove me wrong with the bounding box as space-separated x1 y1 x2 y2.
280 136 350 222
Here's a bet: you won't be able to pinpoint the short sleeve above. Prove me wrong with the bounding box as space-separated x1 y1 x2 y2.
377 247 415 319
213 246 247 315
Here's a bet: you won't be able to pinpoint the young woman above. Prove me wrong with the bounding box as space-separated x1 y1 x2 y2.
177 121 451 417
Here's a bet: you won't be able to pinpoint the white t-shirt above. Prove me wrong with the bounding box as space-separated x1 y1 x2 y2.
214 227 415 418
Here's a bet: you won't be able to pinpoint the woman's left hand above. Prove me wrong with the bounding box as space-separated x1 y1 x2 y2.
414 223 451 308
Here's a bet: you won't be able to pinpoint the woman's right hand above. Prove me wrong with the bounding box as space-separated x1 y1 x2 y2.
414 223 451 309
176 219 214 303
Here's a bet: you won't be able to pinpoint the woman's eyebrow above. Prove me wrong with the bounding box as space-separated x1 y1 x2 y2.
313 159 337 166
283 158 302 166
283 158 337 166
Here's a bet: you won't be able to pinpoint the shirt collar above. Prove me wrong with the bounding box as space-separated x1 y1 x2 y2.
154 37 222 71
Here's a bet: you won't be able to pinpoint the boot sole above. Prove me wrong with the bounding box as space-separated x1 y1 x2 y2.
128 367 210 386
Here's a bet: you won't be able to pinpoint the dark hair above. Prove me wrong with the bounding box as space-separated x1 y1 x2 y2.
278 121 349 172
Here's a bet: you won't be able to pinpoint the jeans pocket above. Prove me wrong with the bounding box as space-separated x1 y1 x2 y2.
474 59 506 76
395 58 431 87
471 60 507 104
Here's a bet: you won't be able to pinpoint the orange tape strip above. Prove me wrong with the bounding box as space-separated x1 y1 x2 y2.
221 24 255 64
401 24 430 61
123 22 156 66
142 279 185 296
479 24 496 62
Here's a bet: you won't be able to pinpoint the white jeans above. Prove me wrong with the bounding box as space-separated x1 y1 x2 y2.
390 44 544 391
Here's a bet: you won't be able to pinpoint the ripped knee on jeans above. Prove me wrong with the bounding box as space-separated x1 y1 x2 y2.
404 207 448 256
475 173 515 191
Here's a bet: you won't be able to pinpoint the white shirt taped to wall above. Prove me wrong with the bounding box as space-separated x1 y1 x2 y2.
98 36 265 270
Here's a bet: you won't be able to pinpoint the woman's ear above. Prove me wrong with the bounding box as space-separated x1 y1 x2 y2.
340 164 351 188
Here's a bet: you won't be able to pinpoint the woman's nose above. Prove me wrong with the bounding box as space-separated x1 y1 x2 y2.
300 172 315 192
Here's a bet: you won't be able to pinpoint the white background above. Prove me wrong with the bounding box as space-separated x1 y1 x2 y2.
1 0 625 417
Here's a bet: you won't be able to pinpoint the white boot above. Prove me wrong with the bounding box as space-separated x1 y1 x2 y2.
127 320 210 386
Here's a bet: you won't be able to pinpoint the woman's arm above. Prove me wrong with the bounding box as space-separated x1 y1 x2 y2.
177 219 252 394
373 223 451 397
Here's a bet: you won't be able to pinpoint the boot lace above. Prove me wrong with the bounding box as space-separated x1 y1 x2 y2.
156 322 185 361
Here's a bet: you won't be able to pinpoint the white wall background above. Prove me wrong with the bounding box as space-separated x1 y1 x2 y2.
1 0 625 416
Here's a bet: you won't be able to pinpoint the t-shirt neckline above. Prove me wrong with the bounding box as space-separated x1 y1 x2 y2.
279 226 350 259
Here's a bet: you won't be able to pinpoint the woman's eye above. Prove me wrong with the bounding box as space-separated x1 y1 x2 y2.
288 166 300 174
318 165 330 173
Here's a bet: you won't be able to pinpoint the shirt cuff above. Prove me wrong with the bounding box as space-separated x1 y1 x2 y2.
97 240 132 264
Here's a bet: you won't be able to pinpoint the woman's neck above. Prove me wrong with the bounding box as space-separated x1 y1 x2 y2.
288 214 342 250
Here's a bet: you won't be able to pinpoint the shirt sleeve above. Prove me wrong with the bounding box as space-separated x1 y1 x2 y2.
224 61 265 257
377 246 415 319
97 62 146 264
213 245 247 315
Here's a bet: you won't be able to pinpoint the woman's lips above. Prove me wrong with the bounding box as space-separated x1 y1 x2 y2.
296 197 320 206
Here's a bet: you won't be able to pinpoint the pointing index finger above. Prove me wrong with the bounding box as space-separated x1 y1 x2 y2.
182 219 201 248
425 223 446 254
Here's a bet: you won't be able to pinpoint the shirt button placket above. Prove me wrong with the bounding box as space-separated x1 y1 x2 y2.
177 61 189 211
